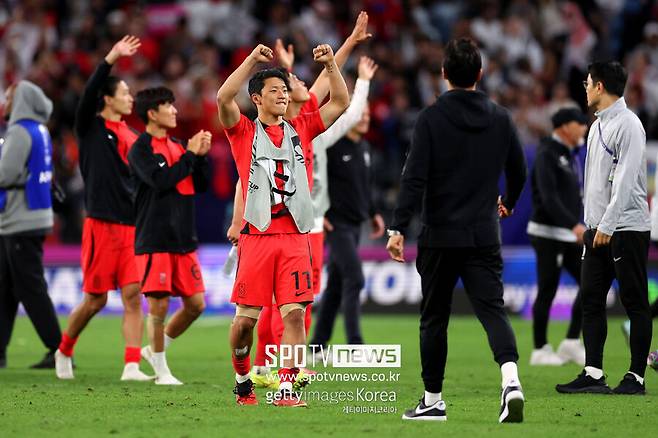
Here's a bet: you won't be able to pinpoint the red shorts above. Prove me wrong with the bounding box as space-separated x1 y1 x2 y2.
309 231 324 295
231 233 314 307
81 218 139 293
136 251 205 297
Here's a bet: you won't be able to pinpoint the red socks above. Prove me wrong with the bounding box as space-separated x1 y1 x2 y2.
58 333 78 357
232 354 251 376
254 306 274 366
305 304 312 336
124 346 141 364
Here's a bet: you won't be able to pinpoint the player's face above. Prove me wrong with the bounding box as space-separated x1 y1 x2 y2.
150 102 177 129
584 74 601 110
2 84 16 121
106 81 133 116
352 106 371 135
288 73 310 103
257 77 289 117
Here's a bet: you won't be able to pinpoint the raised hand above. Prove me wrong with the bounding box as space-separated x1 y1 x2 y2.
250 44 274 63
348 11 373 45
313 44 335 65
358 56 379 81
274 38 295 70
105 35 141 65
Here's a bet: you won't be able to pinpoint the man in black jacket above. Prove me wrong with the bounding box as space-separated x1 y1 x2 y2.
527 108 588 367
55 36 152 381
128 86 211 385
387 39 527 423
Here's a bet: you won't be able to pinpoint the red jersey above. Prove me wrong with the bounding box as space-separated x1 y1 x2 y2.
225 109 325 234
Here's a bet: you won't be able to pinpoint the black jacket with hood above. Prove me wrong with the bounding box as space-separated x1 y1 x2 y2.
391 89 527 247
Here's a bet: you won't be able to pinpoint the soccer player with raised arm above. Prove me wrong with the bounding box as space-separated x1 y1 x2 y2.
55 36 152 381
217 43 348 406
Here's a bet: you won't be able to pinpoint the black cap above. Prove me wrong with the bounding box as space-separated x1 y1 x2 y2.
551 108 588 128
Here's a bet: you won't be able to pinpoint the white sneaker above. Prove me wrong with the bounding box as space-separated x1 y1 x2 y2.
55 350 74 379
120 362 155 381
155 373 183 385
141 346 155 370
557 339 586 366
499 381 524 423
529 344 565 366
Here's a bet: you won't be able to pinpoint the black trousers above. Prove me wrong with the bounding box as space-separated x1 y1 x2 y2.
581 229 652 376
416 244 519 393
311 222 364 346
530 236 583 349
0 235 61 359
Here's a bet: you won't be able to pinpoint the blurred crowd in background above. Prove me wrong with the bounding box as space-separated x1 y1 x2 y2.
1 0 658 244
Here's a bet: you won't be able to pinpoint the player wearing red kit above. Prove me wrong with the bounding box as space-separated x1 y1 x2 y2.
55 36 151 381
128 86 212 385
217 43 348 406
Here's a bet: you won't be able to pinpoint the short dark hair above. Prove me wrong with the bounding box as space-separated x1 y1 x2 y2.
587 61 627 97
442 38 482 88
97 76 122 111
135 86 175 124
247 68 290 96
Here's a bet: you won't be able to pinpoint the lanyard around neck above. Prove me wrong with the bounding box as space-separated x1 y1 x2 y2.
598 122 618 164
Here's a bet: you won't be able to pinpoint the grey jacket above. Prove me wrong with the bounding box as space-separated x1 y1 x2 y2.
583 97 651 235
0 81 54 235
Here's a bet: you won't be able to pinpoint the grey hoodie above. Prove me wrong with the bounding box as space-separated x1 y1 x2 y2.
0 81 54 235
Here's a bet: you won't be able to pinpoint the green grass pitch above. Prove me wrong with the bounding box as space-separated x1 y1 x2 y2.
1 314 656 437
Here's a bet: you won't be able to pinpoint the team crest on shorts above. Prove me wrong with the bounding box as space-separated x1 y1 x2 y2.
237 282 246 297
159 272 167 285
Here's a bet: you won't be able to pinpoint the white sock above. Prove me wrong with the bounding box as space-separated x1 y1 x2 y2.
584 366 603 380
280 381 293 392
500 361 520 388
628 371 644 385
424 391 442 405
235 373 251 384
164 334 174 349
152 352 170 376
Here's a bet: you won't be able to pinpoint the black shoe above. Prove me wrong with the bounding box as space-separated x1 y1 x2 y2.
499 383 524 423
30 351 55 369
612 373 646 395
556 370 613 394
402 397 447 421
0 357 6 369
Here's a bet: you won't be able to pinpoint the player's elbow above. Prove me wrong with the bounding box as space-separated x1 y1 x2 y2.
333 93 350 112
216 87 232 106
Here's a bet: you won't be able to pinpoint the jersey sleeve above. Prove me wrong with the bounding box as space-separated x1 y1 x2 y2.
291 110 326 144
224 114 256 187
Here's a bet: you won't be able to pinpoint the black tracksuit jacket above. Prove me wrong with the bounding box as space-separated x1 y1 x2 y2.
391 89 527 247
128 133 209 254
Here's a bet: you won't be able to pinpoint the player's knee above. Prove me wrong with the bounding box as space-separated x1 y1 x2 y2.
85 294 108 313
186 299 205 317
281 305 306 328
233 316 257 335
